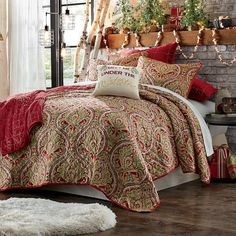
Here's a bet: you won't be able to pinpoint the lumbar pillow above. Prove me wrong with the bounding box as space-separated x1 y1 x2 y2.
87 51 147 81
137 56 202 98
93 65 140 99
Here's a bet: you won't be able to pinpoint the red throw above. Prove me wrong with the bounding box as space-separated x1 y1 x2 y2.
0 90 46 155
0 85 94 155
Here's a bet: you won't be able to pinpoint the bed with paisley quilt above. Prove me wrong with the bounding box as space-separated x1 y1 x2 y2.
0 84 212 212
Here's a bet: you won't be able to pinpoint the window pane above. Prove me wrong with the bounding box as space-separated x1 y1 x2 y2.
63 48 84 85
62 5 91 46
44 48 52 88
62 3 91 85
62 0 87 4
41 1 92 88
43 0 50 5
42 4 50 27
42 1 51 87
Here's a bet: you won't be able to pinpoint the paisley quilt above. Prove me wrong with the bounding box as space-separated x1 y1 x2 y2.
0 86 210 212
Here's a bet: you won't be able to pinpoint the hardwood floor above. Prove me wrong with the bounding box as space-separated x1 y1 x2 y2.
0 181 235 236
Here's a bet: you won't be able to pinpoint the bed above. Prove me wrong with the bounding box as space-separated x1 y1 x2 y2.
43 83 216 201
0 82 214 212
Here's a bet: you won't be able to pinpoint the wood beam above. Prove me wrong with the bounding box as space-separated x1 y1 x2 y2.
102 28 236 49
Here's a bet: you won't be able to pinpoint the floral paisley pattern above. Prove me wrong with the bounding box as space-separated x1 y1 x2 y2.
0 86 210 212
87 51 148 81
138 56 202 98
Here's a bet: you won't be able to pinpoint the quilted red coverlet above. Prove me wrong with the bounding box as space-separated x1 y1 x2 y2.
0 90 46 155
0 85 93 155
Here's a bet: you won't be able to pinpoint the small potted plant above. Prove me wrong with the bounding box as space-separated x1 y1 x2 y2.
139 0 166 33
115 0 142 33
115 0 166 34
180 0 209 30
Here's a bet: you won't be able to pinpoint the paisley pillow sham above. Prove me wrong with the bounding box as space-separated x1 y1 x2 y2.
137 56 202 98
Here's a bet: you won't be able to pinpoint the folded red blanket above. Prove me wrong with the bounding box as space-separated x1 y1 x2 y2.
0 85 94 155
0 90 46 155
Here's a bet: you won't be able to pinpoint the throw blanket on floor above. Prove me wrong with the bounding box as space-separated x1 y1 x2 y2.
0 86 210 212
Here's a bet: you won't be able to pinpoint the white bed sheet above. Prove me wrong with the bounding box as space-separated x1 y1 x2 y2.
188 99 215 118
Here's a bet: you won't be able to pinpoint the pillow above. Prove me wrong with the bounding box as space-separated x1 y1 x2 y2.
86 59 106 81
188 77 218 101
120 42 178 64
137 56 202 98
93 65 140 99
119 49 142 57
87 51 147 81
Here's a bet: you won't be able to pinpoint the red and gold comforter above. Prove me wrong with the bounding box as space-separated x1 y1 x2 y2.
0 86 210 212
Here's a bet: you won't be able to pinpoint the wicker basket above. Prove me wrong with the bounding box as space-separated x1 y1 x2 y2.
222 97 236 114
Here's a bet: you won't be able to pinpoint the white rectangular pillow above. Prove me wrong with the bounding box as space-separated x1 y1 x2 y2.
93 65 140 100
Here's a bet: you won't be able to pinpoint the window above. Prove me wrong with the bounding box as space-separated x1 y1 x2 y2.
42 0 94 88
42 0 51 87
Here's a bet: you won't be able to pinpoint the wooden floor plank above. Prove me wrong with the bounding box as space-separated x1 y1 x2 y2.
0 181 235 236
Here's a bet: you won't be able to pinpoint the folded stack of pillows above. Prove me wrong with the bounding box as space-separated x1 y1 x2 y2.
91 42 217 101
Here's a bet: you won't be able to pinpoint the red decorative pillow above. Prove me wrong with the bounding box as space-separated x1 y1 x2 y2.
188 77 218 101
120 49 141 57
120 42 178 64
145 42 178 63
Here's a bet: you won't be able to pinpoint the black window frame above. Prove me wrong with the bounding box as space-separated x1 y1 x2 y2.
43 0 94 88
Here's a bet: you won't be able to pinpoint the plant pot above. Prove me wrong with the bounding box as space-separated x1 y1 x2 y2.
187 24 199 31
163 23 177 32
141 24 158 33
120 28 131 34
149 25 158 32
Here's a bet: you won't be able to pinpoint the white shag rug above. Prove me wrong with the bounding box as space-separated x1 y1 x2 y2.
0 198 116 236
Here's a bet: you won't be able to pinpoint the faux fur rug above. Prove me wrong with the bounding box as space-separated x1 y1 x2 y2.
0 198 116 236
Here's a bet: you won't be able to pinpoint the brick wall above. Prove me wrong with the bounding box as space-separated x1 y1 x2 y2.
167 0 236 92
176 0 236 19
175 0 236 151
176 45 236 151
175 45 236 96
204 0 236 20
108 0 236 150
109 0 236 94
